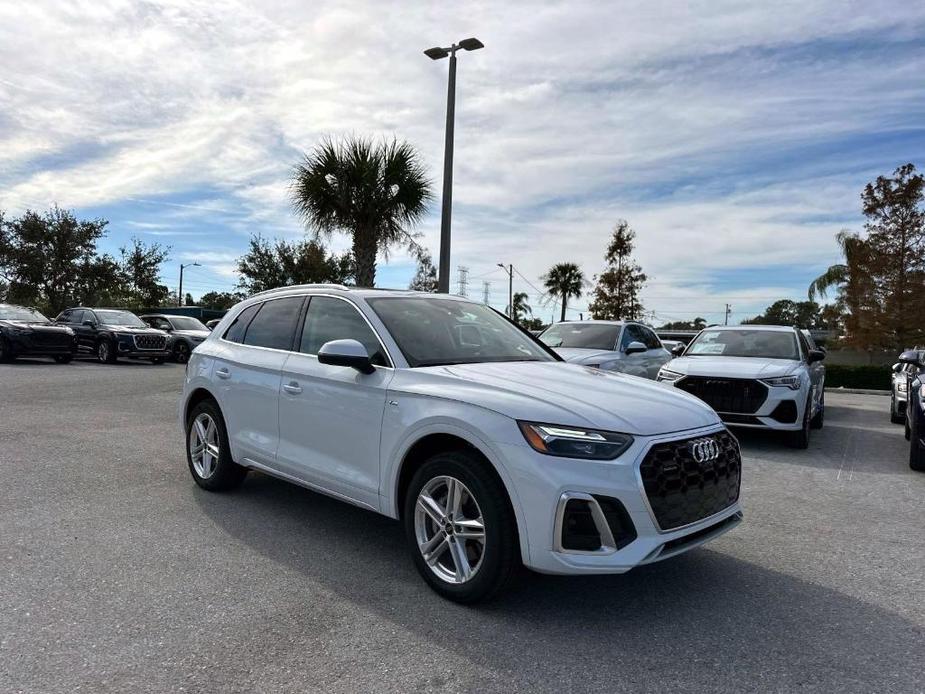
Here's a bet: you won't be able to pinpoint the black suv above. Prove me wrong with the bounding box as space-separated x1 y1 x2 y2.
899 350 925 471
55 308 170 364
0 303 76 363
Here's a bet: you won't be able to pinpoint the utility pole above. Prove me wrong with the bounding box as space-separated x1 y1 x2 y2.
456 266 469 297
424 38 484 293
725 303 732 326
496 263 513 318
178 262 200 307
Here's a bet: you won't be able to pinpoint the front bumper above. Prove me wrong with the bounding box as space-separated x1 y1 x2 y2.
667 377 811 431
498 423 743 575
6 332 76 357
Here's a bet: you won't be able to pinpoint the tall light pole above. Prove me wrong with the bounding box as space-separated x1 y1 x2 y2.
178 262 200 307
497 263 513 318
424 37 484 293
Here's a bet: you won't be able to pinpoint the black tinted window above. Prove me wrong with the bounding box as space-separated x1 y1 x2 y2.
301 297 388 365
242 297 303 350
639 326 661 349
540 323 619 350
223 304 260 344
67 310 82 323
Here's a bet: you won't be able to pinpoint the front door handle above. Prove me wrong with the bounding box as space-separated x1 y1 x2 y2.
216 368 231 379
282 382 302 395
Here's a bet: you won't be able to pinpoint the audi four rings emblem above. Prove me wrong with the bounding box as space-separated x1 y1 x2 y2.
689 438 720 463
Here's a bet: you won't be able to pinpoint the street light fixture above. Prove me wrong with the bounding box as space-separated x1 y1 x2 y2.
424 36 484 293
178 262 200 307
497 263 513 319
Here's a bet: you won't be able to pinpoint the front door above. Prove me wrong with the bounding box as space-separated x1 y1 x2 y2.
277 296 394 509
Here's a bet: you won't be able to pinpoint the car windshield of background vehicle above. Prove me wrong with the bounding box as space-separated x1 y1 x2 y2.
368 297 555 367
0 306 49 322
686 329 799 360
169 316 208 331
95 310 147 328
539 323 620 350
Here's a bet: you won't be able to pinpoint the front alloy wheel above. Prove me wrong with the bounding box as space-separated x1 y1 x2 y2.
414 476 486 584
174 341 191 363
97 340 116 363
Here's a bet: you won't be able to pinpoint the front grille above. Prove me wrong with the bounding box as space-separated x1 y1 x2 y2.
133 334 167 350
676 376 767 414
640 431 741 530
30 331 72 347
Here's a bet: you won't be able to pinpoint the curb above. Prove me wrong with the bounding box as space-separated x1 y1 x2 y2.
825 387 890 396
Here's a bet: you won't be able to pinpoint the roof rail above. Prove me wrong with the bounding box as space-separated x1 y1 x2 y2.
248 284 352 298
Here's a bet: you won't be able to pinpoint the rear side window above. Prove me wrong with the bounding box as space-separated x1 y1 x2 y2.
223 304 260 344
300 296 388 366
242 297 304 350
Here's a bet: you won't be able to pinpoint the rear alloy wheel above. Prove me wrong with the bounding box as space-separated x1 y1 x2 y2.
185 400 247 491
787 395 812 449
97 339 117 364
404 451 519 603
174 341 191 364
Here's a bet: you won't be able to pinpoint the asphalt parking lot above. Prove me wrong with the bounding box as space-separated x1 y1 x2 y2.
1 360 923 693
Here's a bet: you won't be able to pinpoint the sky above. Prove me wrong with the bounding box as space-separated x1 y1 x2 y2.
1 0 924 325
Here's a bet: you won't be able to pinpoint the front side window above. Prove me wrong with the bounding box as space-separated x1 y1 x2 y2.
368 297 555 368
241 297 304 350
686 329 799 360
540 323 620 350
169 316 208 331
95 310 146 328
300 297 388 366
144 317 172 330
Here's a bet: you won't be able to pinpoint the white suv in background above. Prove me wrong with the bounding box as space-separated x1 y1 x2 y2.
180 286 743 602
657 325 825 448
538 320 671 379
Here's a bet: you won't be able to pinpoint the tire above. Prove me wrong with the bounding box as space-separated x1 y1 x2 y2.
787 395 812 449
54 354 73 364
97 339 117 364
891 395 905 424
810 391 825 429
174 341 191 364
0 337 14 363
403 450 519 604
185 399 247 491
910 411 925 472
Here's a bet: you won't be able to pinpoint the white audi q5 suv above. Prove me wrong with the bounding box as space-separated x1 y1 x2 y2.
179 286 743 602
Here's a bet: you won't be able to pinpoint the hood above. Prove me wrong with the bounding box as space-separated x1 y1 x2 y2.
103 324 166 335
667 355 799 379
0 319 69 331
552 347 620 364
391 361 719 436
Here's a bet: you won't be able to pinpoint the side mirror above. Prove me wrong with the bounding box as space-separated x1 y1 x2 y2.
82 320 96 328
671 344 686 357
318 339 375 374
899 350 922 367
624 341 647 355
808 349 825 363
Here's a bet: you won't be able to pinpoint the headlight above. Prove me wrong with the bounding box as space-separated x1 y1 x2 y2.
518 422 633 460
657 368 684 383
63 327 74 336
761 375 803 390
898 381 908 393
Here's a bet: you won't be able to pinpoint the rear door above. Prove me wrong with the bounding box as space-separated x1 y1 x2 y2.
212 297 303 466
277 295 394 508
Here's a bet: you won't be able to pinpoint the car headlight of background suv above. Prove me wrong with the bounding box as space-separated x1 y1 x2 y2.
897 380 908 393
761 375 803 390
518 422 634 460
657 368 684 383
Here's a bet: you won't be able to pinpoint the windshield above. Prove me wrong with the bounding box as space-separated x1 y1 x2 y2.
539 323 620 350
168 316 207 331
0 306 50 322
95 310 147 328
367 297 556 367
687 329 799 360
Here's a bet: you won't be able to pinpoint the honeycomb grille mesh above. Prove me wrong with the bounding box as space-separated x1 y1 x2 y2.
639 431 741 530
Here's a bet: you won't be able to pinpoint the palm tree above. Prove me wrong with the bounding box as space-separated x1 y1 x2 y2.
542 262 585 322
509 291 531 323
807 230 877 340
290 136 433 288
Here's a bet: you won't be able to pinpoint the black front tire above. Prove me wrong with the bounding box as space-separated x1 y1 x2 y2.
0 337 14 363
890 394 905 424
403 450 519 604
787 396 812 449
910 412 925 472
810 391 825 430
174 341 191 364
54 354 73 364
185 399 247 491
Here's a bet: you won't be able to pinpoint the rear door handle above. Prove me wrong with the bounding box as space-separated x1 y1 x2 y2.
216 368 231 379
282 382 302 395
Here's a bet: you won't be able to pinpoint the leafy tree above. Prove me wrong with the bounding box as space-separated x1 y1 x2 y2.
199 291 243 310
118 237 170 308
408 250 438 292
0 206 112 315
542 262 585 322
588 220 647 320
236 234 353 294
184 293 195 307
509 292 532 324
521 317 546 332
291 136 433 288
743 300 823 329
658 317 708 331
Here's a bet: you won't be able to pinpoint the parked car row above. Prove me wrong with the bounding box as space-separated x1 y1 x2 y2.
0 302 213 364
895 349 925 471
